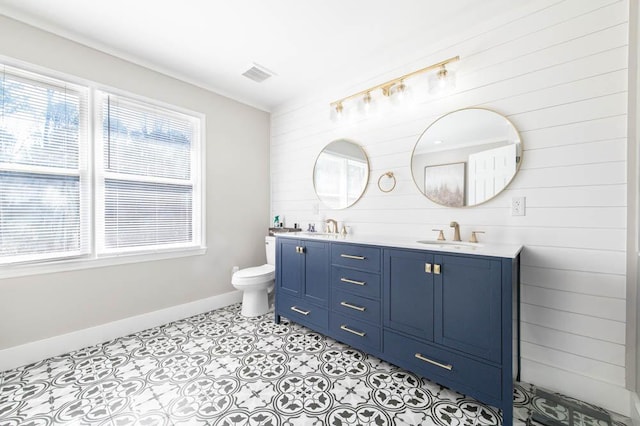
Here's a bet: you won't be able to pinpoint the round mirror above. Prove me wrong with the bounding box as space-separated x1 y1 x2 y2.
313 139 369 209
411 108 522 207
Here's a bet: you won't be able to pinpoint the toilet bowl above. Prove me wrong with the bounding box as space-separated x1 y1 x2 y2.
232 236 276 317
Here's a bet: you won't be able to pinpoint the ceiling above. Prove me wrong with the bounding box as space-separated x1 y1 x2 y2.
0 0 529 111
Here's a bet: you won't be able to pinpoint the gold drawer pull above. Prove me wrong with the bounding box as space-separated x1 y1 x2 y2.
290 306 310 316
434 264 441 275
340 301 366 312
340 325 366 337
415 353 452 371
340 254 366 260
340 278 366 286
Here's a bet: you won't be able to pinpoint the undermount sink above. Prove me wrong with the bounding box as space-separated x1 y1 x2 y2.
416 240 482 248
298 232 340 238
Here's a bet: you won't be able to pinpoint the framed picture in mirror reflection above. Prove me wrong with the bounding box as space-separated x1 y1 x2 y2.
424 162 465 207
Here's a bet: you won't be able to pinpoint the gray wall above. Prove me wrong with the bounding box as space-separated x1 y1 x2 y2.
0 16 270 350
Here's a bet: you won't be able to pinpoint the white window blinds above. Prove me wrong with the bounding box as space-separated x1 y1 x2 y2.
97 94 200 253
0 67 88 264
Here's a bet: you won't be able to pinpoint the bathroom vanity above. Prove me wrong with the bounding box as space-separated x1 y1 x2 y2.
274 233 521 425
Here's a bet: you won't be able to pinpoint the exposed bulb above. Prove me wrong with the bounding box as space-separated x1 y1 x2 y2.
428 65 456 94
330 102 344 122
363 92 372 112
438 68 448 88
396 81 406 101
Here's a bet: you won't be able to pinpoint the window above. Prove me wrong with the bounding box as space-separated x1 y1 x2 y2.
97 94 202 253
0 63 204 271
0 67 89 264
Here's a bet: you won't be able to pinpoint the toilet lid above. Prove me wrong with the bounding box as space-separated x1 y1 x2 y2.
234 264 275 279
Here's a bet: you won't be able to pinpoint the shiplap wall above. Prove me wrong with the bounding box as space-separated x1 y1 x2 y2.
271 0 630 415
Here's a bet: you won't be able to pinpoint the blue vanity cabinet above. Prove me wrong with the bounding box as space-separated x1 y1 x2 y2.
382 247 516 426
434 254 502 363
328 242 383 353
275 238 330 331
275 237 518 426
384 249 503 361
383 248 435 341
277 238 304 296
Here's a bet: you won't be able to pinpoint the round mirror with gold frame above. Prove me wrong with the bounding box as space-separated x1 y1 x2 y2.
411 108 522 207
313 139 369 209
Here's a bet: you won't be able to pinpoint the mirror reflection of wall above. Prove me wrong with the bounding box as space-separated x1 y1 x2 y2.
313 139 369 209
411 108 522 207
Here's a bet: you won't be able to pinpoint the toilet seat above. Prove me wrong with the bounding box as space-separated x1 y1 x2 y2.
232 264 275 286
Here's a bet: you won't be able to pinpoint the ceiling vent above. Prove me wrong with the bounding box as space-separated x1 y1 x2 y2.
242 63 276 83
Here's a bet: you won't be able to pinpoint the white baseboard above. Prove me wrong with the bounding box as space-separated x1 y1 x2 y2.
522 358 631 416
0 290 242 372
632 392 640 426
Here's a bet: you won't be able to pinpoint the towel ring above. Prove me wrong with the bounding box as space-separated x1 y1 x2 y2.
378 171 396 193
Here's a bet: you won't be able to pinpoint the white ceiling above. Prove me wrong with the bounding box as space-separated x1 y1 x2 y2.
0 0 529 111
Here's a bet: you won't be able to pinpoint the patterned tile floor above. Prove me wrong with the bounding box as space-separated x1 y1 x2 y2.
0 303 630 426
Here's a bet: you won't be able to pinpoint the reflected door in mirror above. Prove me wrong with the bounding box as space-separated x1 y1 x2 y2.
411 108 522 207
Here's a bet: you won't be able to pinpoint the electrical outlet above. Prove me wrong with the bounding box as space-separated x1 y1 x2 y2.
511 196 526 216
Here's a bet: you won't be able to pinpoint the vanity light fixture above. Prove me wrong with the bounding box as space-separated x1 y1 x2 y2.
330 55 459 121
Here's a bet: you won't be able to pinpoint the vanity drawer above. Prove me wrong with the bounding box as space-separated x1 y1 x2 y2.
332 266 381 299
278 293 328 330
383 330 501 403
332 243 381 272
331 288 381 324
330 312 381 352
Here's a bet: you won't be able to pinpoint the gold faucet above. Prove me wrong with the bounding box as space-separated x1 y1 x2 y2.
450 221 461 241
326 219 338 233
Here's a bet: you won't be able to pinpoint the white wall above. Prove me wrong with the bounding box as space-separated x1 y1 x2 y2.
0 17 270 350
271 0 630 415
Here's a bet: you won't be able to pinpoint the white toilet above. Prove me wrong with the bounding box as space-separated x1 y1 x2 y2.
232 236 276 317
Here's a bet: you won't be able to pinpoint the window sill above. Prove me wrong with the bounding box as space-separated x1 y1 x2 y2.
0 246 207 280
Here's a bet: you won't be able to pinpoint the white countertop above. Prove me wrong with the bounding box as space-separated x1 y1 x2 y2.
275 232 522 259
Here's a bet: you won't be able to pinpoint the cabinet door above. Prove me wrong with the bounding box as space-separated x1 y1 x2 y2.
434 254 502 363
303 240 329 305
383 249 434 341
277 238 303 296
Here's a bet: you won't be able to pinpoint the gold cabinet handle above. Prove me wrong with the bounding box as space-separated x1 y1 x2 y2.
340 254 366 260
340 277 366 286
290 306 310 316
340 325 366 337
434 264 441 275
425 263 432 274
415 353 452 371
340 301 366 312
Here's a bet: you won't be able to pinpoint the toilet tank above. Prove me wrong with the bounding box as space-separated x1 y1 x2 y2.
265 236 276 265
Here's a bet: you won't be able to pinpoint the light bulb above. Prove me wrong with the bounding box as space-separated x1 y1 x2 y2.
363 92 372 112
357 92 375 117
428 65 456 94
330 102 344 122
438 68 448 87
396 81 406 101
